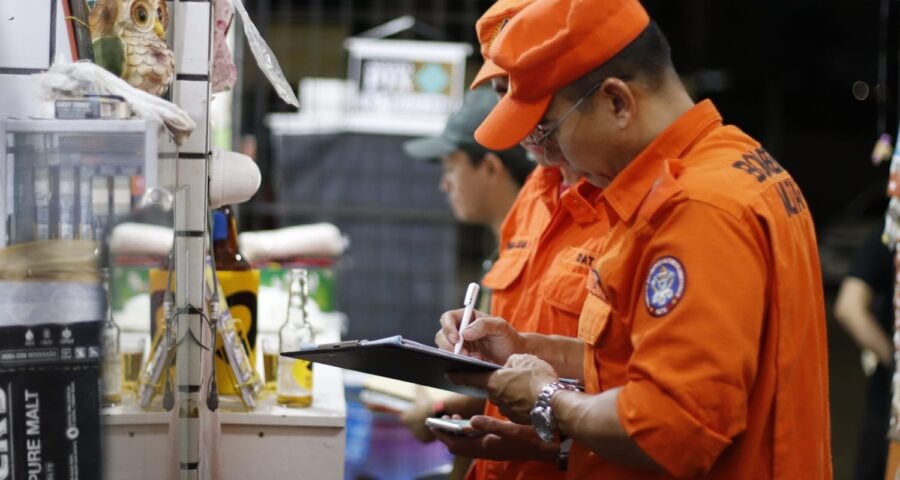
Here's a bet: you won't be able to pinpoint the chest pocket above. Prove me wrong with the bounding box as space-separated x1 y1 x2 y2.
482 243 531 291
578 293 611 394
578 292 611 345
579 269 633 392
539 246 597 314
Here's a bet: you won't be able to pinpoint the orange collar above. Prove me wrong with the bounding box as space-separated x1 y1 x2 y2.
533 165 563 193
533 166 602 224
562 179 603 224
531 166 563 215
602 99 722 224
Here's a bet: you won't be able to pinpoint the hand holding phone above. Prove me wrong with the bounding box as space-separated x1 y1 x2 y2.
425 417 483 436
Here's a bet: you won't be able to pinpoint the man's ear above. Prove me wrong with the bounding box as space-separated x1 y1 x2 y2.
480 152 506 179
599 77 635 129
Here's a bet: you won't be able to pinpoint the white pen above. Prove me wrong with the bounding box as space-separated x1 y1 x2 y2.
454 283 480 355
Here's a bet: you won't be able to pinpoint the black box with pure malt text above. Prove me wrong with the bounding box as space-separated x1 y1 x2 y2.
0 321 103 480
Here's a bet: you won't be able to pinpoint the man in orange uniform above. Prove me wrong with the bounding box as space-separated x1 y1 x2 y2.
425 1 612 479
436 0 832 477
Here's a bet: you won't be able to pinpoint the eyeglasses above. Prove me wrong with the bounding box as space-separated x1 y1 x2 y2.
529 81 604 146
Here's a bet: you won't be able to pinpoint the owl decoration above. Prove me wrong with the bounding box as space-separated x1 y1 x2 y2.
88 0 175 97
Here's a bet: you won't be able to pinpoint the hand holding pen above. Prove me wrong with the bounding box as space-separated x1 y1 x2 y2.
436 282 584 391
454 283 480 355
436 290 530 365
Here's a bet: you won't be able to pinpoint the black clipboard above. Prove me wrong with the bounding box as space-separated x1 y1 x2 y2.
283 335 499 397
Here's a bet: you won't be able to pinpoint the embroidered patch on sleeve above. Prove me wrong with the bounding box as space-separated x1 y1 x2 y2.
645 256 686 317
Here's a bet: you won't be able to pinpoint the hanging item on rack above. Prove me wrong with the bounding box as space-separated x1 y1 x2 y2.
210 207 261 399
212 0 238 94
138 251 176 409
230 0 300 108
204 254 263 410
139 264 263 412
88 0 175 97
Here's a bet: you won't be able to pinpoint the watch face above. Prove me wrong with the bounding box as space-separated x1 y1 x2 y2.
530 406 555 443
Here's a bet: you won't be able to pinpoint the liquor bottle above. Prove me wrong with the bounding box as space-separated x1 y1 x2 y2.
101 269 123 405
211 206 260 395
276 269 314 407
213 205 251 270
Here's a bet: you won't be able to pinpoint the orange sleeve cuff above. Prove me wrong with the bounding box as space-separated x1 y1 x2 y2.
617 380 733 478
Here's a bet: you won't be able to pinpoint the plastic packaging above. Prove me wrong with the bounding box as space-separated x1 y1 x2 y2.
230 0 300 108
238 223 348 262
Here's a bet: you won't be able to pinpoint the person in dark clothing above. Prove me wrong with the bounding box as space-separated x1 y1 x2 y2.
835 231 896 480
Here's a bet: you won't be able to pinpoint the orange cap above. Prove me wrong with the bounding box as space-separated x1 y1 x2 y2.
470 61 506 90
470 0 538 90
475 0 650 150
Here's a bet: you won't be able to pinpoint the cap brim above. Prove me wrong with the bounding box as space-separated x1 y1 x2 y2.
470 60 506 90
403 136 458 161
475 93 551 151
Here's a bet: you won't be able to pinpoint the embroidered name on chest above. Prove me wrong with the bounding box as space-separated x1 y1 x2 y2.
505 239 530 250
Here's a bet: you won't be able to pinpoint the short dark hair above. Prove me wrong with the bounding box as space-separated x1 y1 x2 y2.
560 20 674 102
460 144 534 187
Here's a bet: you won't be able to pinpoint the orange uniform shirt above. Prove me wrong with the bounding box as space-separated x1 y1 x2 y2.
570 100 831 478
471 166 608 480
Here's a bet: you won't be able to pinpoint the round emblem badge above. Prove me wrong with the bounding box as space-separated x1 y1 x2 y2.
644 256 686 317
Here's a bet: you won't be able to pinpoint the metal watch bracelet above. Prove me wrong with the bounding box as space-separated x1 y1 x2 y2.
531 381 580 443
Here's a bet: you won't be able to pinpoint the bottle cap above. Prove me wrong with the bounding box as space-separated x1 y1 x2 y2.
212 211 228 241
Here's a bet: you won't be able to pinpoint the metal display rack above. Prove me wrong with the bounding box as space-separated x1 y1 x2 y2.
168 1 213 477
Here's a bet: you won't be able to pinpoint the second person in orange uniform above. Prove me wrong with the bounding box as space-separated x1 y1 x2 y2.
428 2 610 480
437 0 832 477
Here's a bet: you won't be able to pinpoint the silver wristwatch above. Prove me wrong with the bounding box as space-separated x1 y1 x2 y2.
530 381 578 443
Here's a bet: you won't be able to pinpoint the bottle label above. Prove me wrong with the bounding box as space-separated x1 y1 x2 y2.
291 358 313 390
149 268 261 395
215 269 260 395
277 357 313 398
102 355 122 398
